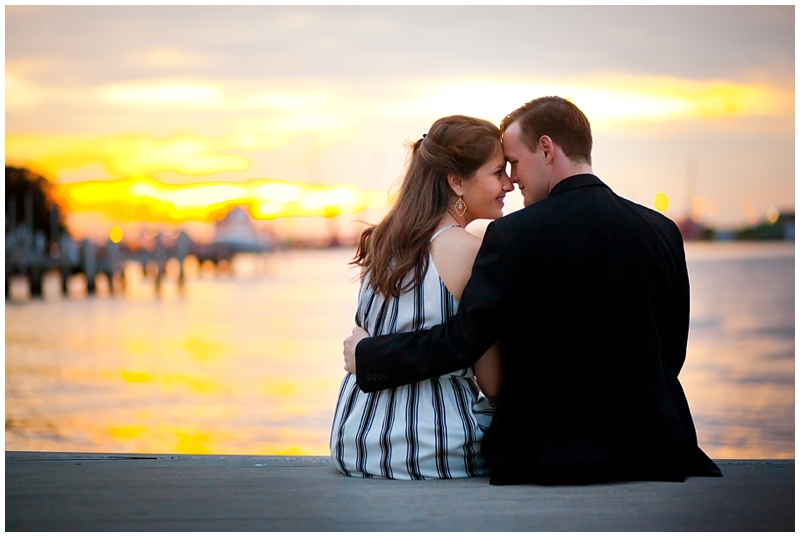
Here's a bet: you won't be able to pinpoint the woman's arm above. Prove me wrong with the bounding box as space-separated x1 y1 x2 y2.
431 227 503 402
473 342 502 403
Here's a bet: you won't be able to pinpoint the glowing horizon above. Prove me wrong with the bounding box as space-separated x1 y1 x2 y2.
6 73 791 181
50 175 389 224
6 73 791 231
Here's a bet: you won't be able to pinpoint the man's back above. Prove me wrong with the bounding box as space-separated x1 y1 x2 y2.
480 174 718 484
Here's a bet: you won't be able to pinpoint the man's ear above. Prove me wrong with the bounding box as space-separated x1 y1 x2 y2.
447 174 465 197
538 135 554 161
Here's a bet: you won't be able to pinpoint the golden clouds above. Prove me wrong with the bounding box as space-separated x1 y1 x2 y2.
6 72 790 182
102 82 225 107
130 47 211 69
51 175 387 224
6 68 339 113
6 76 351 179
5 72 44 110
99 80 335 113
375 76 791 126
6 67 792 230
580 76 789 121
6 134 251 178
11 70 789 124
690 83 778 117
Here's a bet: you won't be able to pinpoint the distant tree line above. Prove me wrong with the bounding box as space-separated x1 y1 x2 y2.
5 166 68 242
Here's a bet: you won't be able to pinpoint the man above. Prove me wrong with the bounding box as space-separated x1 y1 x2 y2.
344 96 721 485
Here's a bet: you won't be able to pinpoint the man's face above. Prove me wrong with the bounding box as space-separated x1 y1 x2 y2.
502 122 549 207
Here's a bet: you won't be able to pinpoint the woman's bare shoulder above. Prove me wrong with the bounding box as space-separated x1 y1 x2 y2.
432 227 481 258
430 227 483 300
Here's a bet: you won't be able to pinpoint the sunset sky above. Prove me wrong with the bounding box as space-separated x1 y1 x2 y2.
5 5 795 240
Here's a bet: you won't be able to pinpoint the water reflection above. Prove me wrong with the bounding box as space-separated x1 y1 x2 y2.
5 243 794 458
6 249 357 456
682 242 794 458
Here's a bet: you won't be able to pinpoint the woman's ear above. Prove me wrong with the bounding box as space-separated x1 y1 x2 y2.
447 174 465 197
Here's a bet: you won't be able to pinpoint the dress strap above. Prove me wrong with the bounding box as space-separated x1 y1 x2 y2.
430 224 460 243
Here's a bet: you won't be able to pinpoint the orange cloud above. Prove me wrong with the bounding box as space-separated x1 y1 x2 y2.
6 133 251 179
376 75 792 126
51 175 388 224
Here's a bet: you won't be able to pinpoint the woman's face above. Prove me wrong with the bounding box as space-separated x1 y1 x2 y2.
460 143 513 222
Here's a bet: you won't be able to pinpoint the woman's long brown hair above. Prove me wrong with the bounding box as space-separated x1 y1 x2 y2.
352 115 501 298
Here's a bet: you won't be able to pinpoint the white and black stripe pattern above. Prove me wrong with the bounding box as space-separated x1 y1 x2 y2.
330 232 494 480
378 387 397 479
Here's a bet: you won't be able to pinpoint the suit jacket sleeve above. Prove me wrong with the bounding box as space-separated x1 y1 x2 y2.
661 223 690 376
355 221 514 392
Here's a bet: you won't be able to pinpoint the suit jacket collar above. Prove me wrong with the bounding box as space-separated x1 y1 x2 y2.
548 174 606 198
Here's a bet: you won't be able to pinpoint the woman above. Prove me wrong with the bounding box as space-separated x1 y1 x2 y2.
330 115 513 479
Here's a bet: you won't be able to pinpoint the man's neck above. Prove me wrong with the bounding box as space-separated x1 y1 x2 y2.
549 162 594 193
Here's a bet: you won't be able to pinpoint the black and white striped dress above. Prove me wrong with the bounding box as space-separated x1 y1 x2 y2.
330 226 494 479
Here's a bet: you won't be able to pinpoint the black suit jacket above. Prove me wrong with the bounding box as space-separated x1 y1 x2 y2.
356 174 721 485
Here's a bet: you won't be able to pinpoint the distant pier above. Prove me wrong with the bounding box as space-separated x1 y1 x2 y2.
6 211 274 303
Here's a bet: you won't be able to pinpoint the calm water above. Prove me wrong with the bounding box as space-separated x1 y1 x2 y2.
5 242 794 458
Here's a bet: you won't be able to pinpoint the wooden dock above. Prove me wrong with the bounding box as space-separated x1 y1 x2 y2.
5 452 794 531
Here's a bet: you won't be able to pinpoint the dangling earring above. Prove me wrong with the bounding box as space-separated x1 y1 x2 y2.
454 196 467 217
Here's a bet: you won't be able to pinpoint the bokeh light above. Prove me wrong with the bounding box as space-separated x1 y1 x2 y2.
654 192 670 212
741 200 759 225
766 205 780 224
109 226 124 243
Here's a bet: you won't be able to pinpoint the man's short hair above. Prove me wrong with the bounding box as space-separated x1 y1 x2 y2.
500 96 593 165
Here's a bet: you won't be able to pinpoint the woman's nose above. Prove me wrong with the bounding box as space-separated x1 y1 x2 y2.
502 172 514 191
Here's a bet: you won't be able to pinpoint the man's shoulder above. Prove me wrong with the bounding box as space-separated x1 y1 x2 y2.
489 176 679 230
493 197 560 226
488 204 545 240
618 195 680 232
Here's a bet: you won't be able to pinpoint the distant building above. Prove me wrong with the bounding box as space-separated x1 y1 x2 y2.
676 218 712 241
779 212 795 240
213 207 273 253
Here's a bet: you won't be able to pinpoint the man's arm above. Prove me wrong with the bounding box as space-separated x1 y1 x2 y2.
352 222 514 392
661 223 690 376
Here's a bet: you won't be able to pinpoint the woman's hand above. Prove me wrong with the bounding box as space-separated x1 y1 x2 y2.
343 326 369 374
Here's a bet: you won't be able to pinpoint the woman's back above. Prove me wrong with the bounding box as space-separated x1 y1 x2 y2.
330 227 493 479
357 225 469 337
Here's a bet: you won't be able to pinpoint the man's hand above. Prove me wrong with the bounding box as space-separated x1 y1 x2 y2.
343 326 369 374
